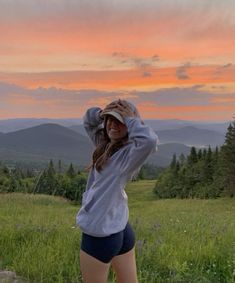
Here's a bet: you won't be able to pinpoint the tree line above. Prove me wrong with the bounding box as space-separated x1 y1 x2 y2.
0 160 87 203
154 117 235 198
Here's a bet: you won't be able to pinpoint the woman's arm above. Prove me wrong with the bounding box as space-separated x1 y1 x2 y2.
110 100 158 175
119 116 158 175
83 107 104 146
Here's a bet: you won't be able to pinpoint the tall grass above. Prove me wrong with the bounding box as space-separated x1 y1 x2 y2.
0 181 235 282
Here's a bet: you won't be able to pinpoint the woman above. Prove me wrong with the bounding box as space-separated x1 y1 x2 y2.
76 99 158 283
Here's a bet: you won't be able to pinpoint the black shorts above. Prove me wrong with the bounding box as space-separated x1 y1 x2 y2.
80 222 136 263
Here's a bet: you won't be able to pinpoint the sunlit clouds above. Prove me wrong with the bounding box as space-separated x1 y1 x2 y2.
0 0 234 121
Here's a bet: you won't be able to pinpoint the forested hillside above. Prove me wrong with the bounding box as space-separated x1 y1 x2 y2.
155 117 235 198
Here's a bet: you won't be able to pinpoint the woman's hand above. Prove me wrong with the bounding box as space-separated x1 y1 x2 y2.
100 101 118 118
100 99 135 119
114 100 135 118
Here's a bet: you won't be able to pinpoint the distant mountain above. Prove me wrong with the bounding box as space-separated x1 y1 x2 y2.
157 126 225 147
147 143 191 167
0 118 230 135
0 118 83 133
70 124 225 148
0 123 93 165
144 120 230 135
0 123 194 167
69 124 87 137
191 122 230 135
157 142 191 157
69 125 193 164
0 122 226 168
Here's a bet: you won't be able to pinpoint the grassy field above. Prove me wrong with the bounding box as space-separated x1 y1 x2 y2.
0 180 235 282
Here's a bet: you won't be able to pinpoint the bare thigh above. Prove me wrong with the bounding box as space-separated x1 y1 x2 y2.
80 249 110 283
111 247 138 283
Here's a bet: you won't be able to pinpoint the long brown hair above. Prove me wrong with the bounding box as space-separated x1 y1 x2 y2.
91 118 128 171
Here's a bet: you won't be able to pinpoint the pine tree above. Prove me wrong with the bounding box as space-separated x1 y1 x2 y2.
197 149 202 160
170 154 177 170
214 146 219 163
67 163 76 178
48 160 56 175
220 119 235 196
202 148 207 160
188 147 198 165
2 165 10 176
34 160 58 195
33 170 47 194
179 153 185 165
46 160 58 194
58 160 62 174
203 146 213 183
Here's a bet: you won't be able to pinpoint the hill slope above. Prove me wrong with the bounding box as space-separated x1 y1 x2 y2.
0 124 93 165
157 126 225 147
0 124 215 167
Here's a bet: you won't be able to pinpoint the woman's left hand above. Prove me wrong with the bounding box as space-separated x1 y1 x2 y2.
100 99 135 119
114 100 135 118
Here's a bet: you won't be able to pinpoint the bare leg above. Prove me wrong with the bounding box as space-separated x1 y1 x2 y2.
111 247 138 283
80 249 110 283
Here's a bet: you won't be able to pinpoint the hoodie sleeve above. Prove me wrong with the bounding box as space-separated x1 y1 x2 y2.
83 107 104 146
119 117 159 175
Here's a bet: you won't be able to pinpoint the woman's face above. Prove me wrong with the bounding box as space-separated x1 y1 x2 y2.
106 115 128 142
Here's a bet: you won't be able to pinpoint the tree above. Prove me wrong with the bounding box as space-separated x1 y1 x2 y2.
197 149 202 160
67 163 76 178
203 146 214 183
179 153 185 165
220 119 235 196
58 160 62 174
188 147 198 165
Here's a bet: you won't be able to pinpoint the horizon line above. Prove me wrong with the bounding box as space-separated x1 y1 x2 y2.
0 117 231 123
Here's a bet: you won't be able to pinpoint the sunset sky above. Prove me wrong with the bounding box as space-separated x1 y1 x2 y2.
0 0 235 121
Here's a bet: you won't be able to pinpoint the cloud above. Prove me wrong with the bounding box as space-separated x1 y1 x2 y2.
1 0 235 74
0 82 225 107
111 52 160 78
142 72 152 78
112 52 127 58
112 52 159 68
221 63 233 69
127 85 214 106
1 81 234 120
214 63 233 78
0 81 119 106
176 62 191 80
152 54 160 61
0 81 28 98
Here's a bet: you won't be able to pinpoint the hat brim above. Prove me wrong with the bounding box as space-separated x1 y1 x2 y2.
103 111 124 124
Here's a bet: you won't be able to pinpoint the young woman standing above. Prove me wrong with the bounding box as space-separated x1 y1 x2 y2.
76 99 158 283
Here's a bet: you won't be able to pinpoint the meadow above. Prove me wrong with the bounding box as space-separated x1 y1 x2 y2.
0 180 235 283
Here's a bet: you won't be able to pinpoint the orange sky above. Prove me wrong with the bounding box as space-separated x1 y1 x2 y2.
0 0 234 121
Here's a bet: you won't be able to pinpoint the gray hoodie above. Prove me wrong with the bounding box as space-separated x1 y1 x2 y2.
76 107 158 237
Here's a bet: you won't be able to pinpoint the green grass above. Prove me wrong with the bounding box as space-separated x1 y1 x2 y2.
0 180 235 282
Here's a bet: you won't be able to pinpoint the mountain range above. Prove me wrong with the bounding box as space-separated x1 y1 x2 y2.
69 125 225 147
0 118 230 134
0 123 93 166
0 118 228 168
